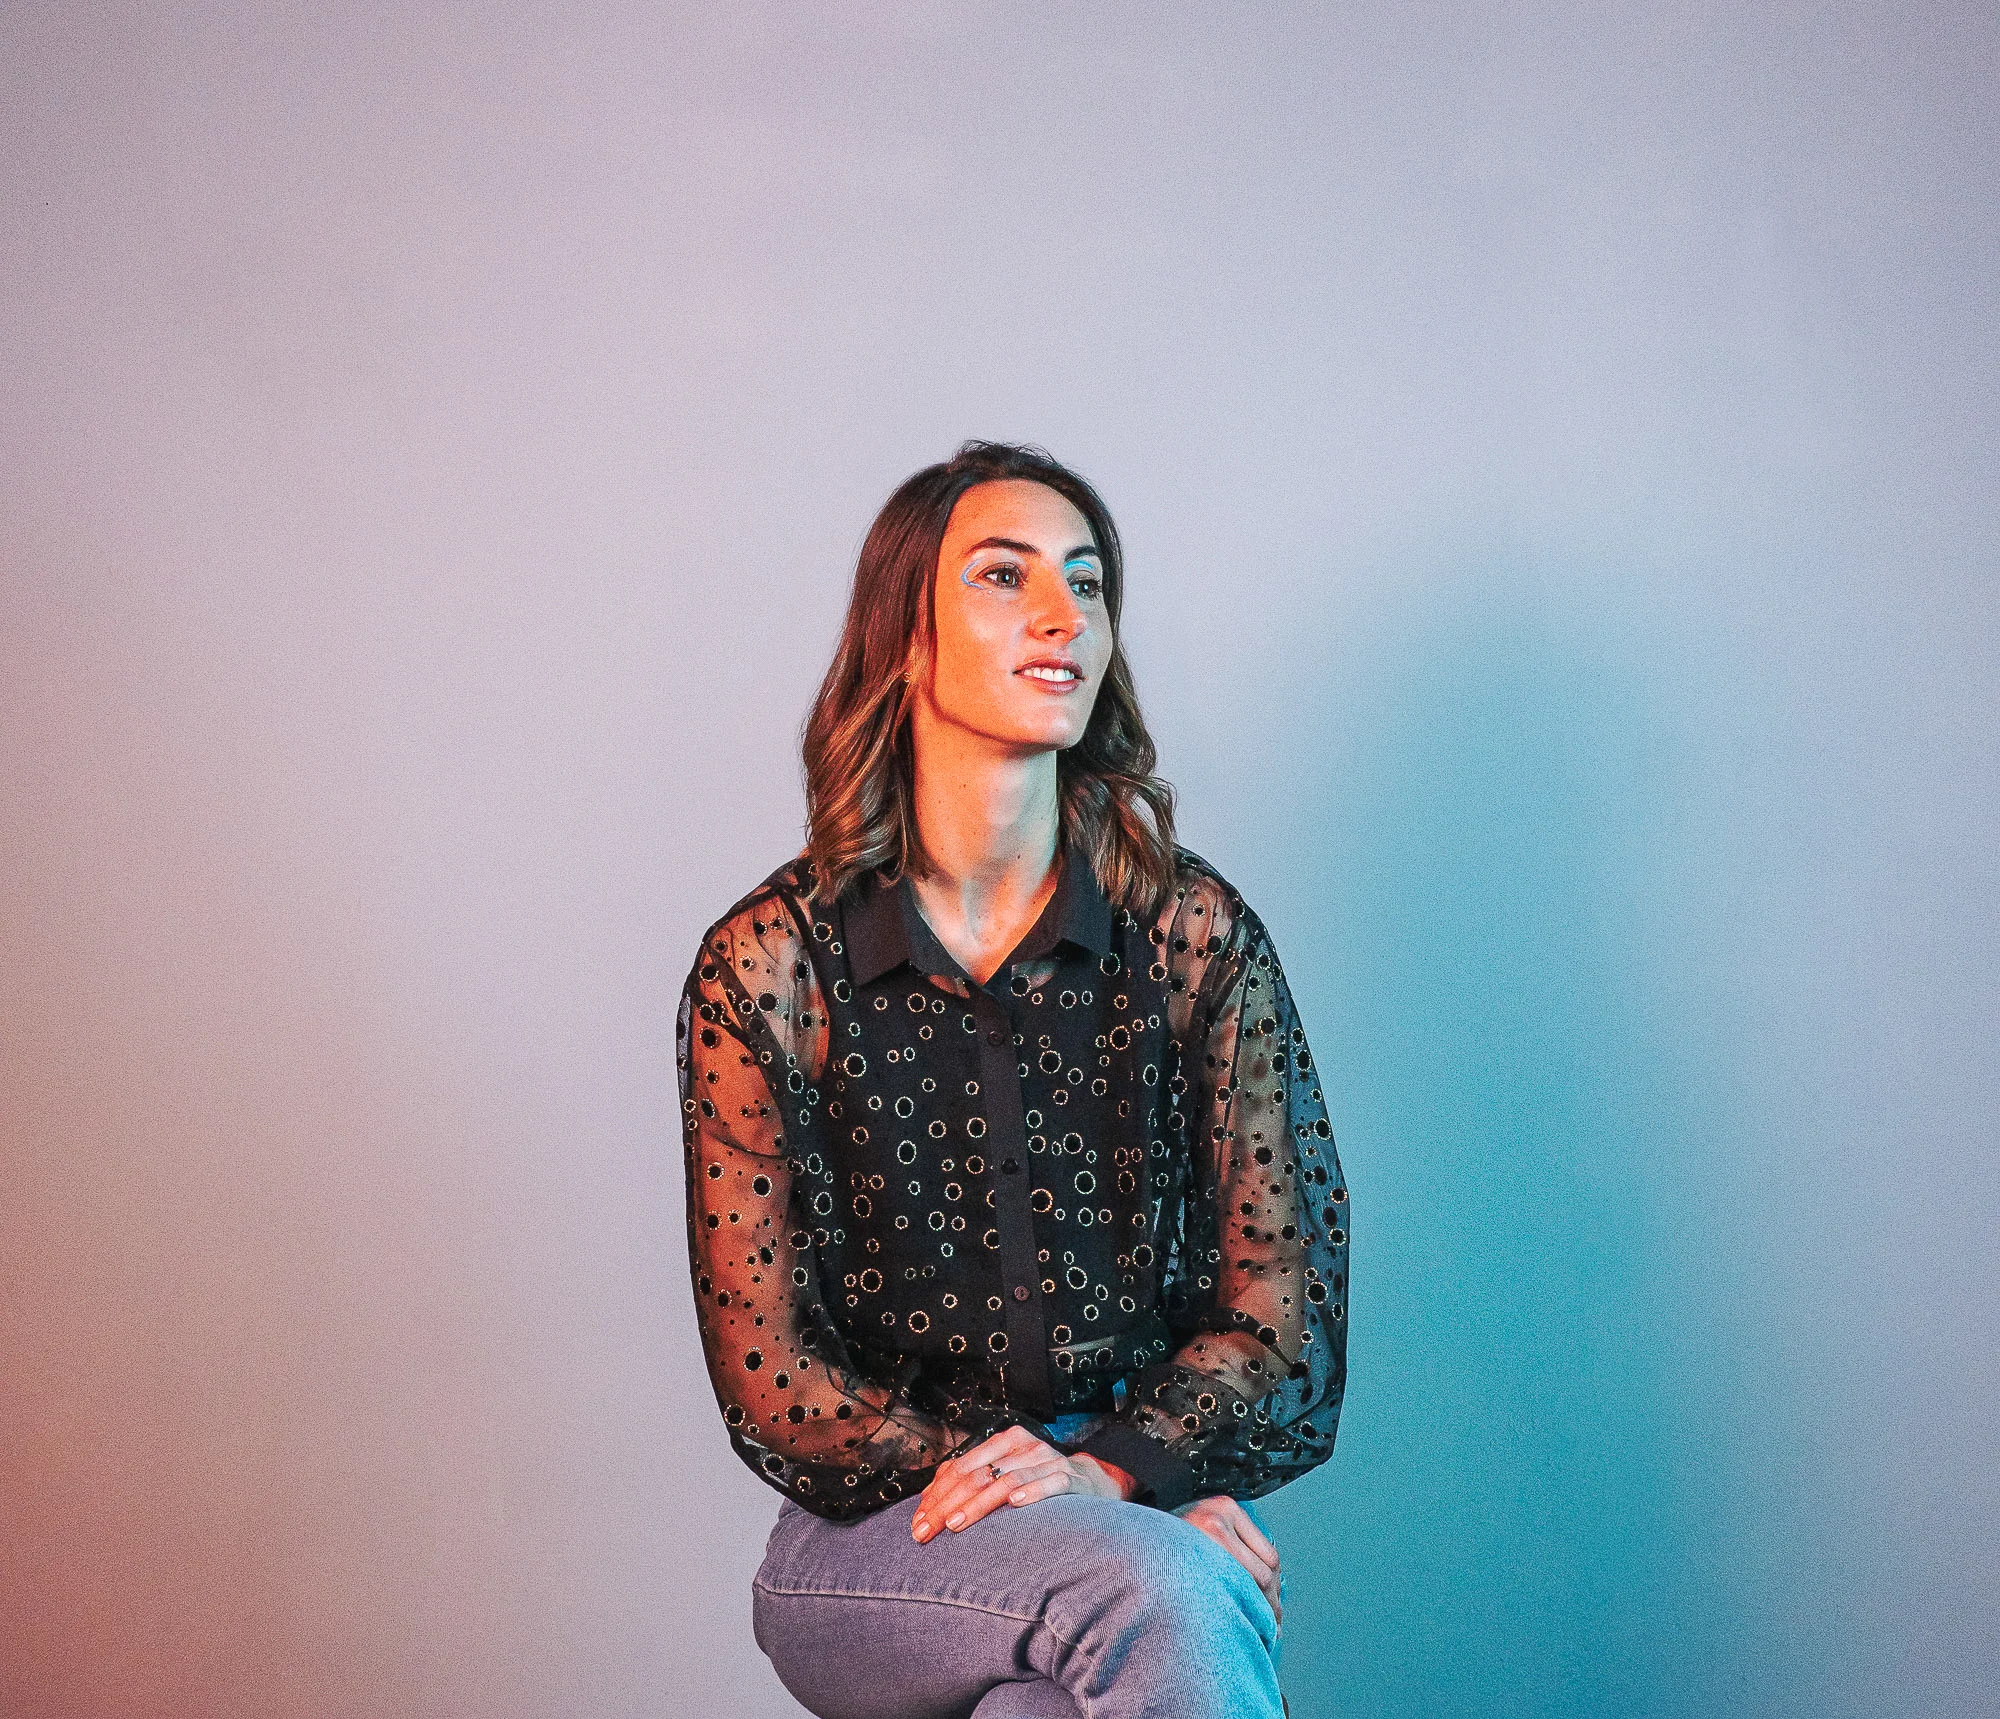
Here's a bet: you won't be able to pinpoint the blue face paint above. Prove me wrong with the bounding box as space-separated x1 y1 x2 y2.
956 553 1104 596
1064 557 1105 599
960 556 1030 592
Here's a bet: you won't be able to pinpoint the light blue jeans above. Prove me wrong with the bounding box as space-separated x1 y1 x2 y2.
751 1488 1285 1719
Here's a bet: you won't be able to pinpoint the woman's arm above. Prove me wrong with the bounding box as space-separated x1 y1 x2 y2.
1068 864 1350 1508
681 886 970 1520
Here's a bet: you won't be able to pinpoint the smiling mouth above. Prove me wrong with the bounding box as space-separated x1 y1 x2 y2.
1017 662 1083 685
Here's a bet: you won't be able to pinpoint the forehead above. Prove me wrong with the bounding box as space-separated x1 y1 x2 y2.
940 480 1096 556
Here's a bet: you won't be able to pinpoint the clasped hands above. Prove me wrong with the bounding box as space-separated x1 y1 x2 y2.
910 1424 1283 1626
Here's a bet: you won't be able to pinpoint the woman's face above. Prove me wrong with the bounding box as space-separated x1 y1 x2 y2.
916 479 1114 756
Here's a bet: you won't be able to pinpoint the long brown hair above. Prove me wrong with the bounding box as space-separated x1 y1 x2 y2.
801 441 1177 915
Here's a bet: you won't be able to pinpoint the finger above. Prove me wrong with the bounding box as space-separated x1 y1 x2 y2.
915 1431 1056 1539
915 1455 996 1537
916 1475 986 1539
1219 1514 1279 1579
1225 1525 1283 1613
947 1453 1075 1530
960 1430 1055 1496
959 1425 1043 1470
939 1447 1034 1513
942 1470 1041 1532
1188 1499 1276 1577
1001 1463 1078 1507
915 1458 993 1540
919 1464 960 1506
1214 1523 1283 1624
1232 1535 1283 1626
1190 1516 1282 1626
1227 1504 1279 1571
937 1429 1043 1496
920 1462 1022 1538
1000 1458 1073 1505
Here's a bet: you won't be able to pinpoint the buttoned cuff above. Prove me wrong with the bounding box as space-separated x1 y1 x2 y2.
1070 1421 1198 1511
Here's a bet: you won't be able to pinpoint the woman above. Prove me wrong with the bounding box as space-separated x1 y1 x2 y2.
680 442 1349 1719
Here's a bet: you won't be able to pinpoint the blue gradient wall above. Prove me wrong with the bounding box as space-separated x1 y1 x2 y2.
3 5 1993 1716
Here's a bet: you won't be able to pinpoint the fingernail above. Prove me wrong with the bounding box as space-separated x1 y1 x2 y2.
946 1512 964 1529
1010 1490 1026 1504
913 1518 928 1539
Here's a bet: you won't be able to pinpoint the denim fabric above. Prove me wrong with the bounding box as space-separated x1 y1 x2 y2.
751 1492 1284 1719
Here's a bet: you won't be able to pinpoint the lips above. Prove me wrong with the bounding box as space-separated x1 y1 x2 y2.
1015 657 1084 686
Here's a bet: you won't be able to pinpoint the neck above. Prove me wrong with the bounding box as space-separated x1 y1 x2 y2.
906 708 1061 926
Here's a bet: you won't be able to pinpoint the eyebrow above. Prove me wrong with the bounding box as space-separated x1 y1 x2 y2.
963 536 1103 562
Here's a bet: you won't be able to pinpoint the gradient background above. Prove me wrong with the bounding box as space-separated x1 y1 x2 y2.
3 5 1995 1716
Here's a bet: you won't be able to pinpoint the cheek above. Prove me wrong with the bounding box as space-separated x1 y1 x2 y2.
934 593 1007 694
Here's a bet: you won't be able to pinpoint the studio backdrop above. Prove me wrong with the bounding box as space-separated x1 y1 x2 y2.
3 5 1994 1717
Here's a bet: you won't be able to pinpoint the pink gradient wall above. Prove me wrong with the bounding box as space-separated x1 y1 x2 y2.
4 5 1995 1716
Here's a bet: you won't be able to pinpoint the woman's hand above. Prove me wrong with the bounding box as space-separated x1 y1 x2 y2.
1174 1497 1283 1628
912 1425 1136 1542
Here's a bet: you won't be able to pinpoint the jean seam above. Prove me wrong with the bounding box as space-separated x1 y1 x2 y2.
754 1579 1089 1660
755 1585 1097 1719
753 1576 1047 1630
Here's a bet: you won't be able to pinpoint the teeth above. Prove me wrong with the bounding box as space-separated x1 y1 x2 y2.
1020 666 1077 682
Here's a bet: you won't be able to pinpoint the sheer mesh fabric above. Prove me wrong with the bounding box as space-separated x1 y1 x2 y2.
681 850 1348 1519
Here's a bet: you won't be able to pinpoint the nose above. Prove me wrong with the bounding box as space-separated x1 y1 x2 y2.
1030 573 1088 644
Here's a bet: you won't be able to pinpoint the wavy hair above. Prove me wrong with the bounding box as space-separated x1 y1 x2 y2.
801 442 1177 916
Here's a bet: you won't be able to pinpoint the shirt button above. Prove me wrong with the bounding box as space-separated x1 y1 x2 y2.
1001 1158 1020 1175
1012 1285 1030 1302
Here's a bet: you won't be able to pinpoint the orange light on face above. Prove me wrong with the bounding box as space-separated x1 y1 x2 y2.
916 480 1114 759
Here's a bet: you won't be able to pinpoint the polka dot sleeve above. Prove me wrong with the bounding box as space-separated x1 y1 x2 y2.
1071 874 1350 1505
679 884 973 1520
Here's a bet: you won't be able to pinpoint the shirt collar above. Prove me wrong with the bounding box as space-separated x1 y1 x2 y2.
842 846 1114 989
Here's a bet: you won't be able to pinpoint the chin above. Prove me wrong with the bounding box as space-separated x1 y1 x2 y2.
994 722 1087 755
978 695 1097 754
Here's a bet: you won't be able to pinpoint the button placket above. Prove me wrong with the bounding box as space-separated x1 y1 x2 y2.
971 985 1053 1417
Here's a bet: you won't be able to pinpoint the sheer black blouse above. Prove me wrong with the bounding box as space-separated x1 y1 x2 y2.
678 847 1349 1521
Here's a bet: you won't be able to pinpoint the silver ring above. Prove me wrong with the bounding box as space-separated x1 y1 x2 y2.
987 1462 1004 1481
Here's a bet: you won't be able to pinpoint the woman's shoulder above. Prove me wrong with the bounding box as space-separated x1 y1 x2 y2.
689 854 821 967
1163 848 1304 971
1161 845 1263 944
1168 844 1234 901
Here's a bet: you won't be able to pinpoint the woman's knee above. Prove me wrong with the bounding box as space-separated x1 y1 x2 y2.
1048 1499 1268 1634
970 1679 1084 1718
754 1581 1025 1719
